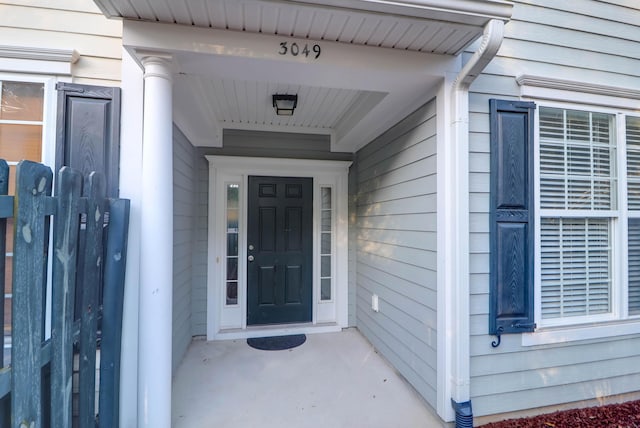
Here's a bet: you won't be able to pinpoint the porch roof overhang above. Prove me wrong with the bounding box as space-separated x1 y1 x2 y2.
95 0 512 152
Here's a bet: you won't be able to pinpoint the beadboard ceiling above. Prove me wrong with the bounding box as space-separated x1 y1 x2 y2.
95 0 512 151
96 0 505 55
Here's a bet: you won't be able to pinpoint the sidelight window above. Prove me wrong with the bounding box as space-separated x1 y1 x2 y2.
320 186 333 301
225 183 240 305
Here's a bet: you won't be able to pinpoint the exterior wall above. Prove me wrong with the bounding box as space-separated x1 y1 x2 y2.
0 0 122 85
469 0 640 417
190 130 353 336
192 153 208 336
173 125 197 371
348 165 358 327
353 99 438 410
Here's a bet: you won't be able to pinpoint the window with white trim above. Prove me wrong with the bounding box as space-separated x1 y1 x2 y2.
225 183 240 306
626 116 640 316
0 79 47 357
537 105 640 326
320 186 333 301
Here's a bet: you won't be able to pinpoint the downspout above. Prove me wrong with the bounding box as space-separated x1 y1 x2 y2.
449 18 504 427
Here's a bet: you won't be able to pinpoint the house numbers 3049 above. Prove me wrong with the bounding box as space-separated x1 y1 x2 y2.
278 41 321 59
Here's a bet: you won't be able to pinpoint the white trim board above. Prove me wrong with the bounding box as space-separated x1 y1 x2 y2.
213 323 342 341
206 155 352 340
0 46 79 75
522 321 640 346
517 74 640 110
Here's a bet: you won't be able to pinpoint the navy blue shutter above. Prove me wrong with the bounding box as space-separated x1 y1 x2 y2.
56 82 121 312
55 83 121 198
489 99 536 342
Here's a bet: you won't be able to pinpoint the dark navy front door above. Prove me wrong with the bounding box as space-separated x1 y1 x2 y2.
247 176 313 325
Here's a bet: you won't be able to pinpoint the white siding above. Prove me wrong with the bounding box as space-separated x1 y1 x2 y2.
0 1 122 85
354 99 438 410
173 126 197 371
469 0 640 417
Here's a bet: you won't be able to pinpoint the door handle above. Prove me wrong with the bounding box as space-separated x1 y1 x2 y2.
248 255 255 262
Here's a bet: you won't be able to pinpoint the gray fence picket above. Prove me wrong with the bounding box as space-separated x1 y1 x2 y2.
50 167 83 428
0 159 8 369
0 159 9 427
98 198 130 428
0 159 129 428
11 160 53 428
78 172 106 428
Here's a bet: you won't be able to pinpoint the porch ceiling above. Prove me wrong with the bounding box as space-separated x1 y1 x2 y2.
96 0 513 151
95 0 512 55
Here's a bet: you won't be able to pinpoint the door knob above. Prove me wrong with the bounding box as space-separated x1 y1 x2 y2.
248 255 255 262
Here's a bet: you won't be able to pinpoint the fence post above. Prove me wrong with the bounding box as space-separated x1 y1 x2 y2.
78 172 106 428
11 160 53 428
0 159 10 427
98 198 130 428
50 167 83 428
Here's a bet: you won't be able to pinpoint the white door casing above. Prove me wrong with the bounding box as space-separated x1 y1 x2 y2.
206 155 351 340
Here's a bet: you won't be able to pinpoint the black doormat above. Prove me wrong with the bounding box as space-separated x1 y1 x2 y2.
247 334 306 351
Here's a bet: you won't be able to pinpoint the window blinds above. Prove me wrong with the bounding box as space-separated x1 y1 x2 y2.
540 218 611 318
539 108 616 210
628 219 640 315
627 116 640 315
539 107 615 319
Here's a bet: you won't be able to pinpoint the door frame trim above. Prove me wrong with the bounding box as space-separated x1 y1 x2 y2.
206 155 352 340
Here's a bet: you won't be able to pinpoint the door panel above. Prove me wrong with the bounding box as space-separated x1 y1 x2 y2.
258 266 276 305
259 207 276 251
285 265 302 304
285 207 302 251
247 176 312 325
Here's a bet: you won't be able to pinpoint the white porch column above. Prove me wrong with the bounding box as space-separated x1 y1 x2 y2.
138 53 173 428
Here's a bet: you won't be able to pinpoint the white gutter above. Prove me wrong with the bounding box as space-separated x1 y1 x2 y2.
284 0 513 24
445 17 505 420
94 0 513 28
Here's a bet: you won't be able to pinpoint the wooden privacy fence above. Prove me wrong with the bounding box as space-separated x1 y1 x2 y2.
0 160 130 428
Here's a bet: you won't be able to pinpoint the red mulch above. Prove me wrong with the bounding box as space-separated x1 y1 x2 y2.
477 400 640 428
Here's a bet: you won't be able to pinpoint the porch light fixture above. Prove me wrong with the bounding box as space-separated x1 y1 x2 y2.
272 94 298 116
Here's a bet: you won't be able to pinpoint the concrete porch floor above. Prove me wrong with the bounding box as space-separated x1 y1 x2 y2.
172 328 445 427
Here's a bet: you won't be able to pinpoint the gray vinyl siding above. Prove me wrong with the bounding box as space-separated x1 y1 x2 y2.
191 155 209 336
173 126 197 371
353 99 438 410
348 165 358 327
469 0 640 417
191 154 209 336
189 130 353 336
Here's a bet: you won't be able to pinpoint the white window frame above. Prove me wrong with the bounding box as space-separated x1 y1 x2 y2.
523 99 640 346
0 72 67 343
318 185 335 303
0 72 63 169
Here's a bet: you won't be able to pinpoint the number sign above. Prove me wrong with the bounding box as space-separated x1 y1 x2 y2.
278 41 321 59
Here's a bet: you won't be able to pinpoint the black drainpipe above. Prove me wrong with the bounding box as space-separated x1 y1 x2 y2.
451 399 473 428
